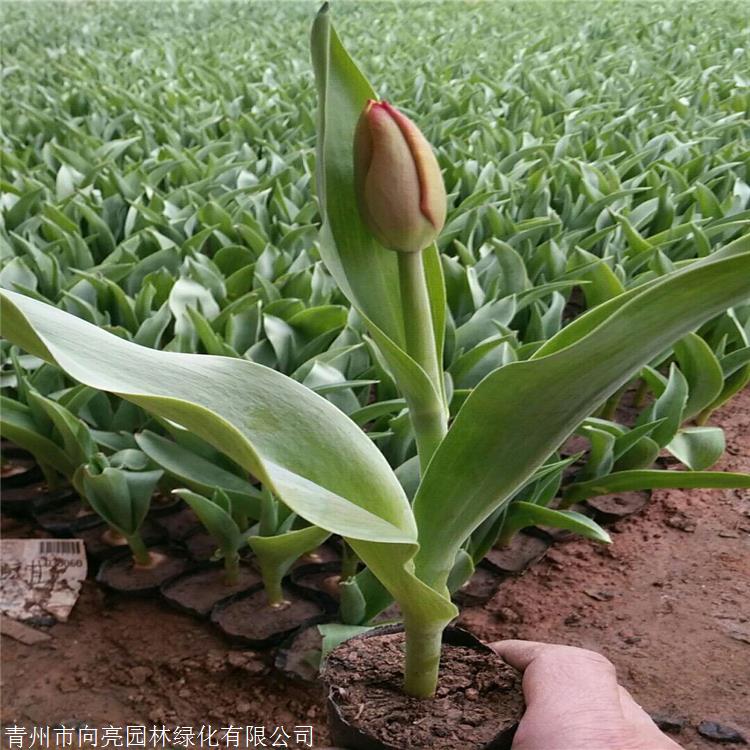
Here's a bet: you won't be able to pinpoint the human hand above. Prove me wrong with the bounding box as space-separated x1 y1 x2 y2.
490 640 683 750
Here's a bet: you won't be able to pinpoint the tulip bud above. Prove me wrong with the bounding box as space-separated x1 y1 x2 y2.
354 99 446 254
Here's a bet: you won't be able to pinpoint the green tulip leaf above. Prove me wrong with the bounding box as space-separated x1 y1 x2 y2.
0 395 76 478
499 501 611 546
175 488 244 555
135 429 263 519
667 426 725 470
413 244 750 589
563 469 750 503
0 289 456 629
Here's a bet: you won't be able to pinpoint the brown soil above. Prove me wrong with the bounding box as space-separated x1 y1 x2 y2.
1 388 748 749
459 387 750 749
324 630 523 750
0 584 326 747
161 564 262 617
291 563 343 601
211 587 326 647
182 529 220 562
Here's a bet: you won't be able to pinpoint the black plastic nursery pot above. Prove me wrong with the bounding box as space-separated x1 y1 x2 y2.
274 615 329 684
182 528 219 562
482 529 551 575
1 454 43 494
210 583 332 649
1 481 76 518
146 491 183 517
160 561 263 618
585 490 651 524
289 561 343 606
78 518 167 568
324 625 524 750
152 504 203 542
453 566 503 607
292 541 342 567
96 546 193 595
33 497 100 536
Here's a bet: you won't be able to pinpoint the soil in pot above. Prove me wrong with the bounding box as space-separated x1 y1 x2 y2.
78 519 166 566
182 528 218 562
161 562 263 617
585 491 650 523
152 505 202 542
290 562 343 603
147 491 183 516
324 628 523 750
1 454 42 491
211 586 327 648
293 543 341 568
483 530 550 574
96 547 192 594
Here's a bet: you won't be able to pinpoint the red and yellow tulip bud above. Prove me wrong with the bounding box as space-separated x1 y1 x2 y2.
354 99 446 254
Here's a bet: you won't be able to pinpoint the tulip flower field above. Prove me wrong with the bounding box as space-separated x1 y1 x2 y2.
1 1 749 748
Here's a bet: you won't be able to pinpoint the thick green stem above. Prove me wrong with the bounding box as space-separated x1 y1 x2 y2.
259 490 278 537
223 552 240 586
633 377 649 408
258 558 285 606
397 251 448 467
39 462 60 491
599 383 627 420
495 525 518 549
409 403 449 470
403 616 444 698
340 542 359 580
126 531 152 567
398 252 442 392
233 512 249 532
695 407 711 426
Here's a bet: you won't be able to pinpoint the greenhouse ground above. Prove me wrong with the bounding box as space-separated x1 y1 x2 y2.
1 388 748 750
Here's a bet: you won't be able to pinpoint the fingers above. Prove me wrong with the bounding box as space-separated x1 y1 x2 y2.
489 639 549 670
490 639 614 673
491 639 622 719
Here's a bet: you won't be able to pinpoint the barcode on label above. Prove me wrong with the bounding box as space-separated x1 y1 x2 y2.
38 540 82 555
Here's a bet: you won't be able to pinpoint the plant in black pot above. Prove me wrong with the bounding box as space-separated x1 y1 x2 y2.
308 5 750 747
0 354 87 511
2 209 749 747
81 450 192 592
136 430 334 642
2 6 750 747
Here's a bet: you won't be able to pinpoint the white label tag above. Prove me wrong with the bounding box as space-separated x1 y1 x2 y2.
0 538 87 623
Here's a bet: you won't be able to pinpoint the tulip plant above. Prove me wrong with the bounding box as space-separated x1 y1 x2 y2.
135 429 330 599
2 4 750 700
79 450 163 566
0 355 165 564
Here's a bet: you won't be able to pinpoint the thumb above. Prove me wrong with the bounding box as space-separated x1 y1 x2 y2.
490 639 622 717
490 639 550 671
